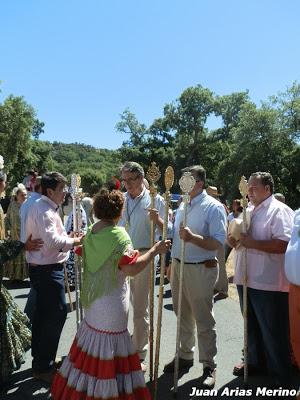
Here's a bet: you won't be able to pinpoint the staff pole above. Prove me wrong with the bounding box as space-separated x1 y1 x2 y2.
146 162 161 382
173 172 196 397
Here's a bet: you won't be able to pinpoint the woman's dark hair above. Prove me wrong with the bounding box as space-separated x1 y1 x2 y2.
232 199 243 213
93 189 124 220
62 192 72 207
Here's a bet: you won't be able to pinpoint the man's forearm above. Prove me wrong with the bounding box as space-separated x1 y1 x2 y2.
189 234 221 251
246 238 288 254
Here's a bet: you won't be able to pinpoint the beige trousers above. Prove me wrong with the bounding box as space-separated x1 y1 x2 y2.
171 258 218 369
130 253 151 360
214 246 228 294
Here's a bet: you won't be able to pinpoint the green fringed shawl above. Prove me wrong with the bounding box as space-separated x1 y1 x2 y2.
81 225 132 309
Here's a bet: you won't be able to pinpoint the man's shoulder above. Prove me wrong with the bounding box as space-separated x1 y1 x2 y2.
269 197 294 216
204 195 226 213
28 197 50 215
294 208 300 220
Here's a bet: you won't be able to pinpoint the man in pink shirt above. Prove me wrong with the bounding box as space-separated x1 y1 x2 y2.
25 172 84 384
227 172 294 385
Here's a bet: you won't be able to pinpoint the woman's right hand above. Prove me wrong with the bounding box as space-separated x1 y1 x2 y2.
154 239 171 254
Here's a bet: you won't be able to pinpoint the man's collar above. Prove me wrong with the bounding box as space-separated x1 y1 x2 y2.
127 185 146 200
189 190 205 205
253 194 273 211
41 195 59 211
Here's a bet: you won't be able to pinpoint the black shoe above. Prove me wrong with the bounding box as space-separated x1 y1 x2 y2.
163 357 193 373
199 367 216 389
214 292 228 302
233 362 264 377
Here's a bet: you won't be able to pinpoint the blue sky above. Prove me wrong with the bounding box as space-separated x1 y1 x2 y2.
1 0 300 150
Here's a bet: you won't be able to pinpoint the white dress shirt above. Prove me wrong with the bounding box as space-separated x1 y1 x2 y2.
25 195 75 265
234 195 294 292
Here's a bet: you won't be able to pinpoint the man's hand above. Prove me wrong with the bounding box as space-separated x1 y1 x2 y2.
179 223 194 242
73 233 85 246
25 234 44 251
154 239 171 254
239 232 254 249
147 208 160 224
227 234 238 249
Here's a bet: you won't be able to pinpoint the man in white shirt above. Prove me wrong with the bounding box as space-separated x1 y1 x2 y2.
25 172 83 384
118 161 168 367
228 172 294 385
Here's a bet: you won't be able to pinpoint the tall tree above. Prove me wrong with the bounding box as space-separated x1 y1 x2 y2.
213 91 250 141
217 102 300 207
0 95 42 186
268 81 300 139
164 85 215 166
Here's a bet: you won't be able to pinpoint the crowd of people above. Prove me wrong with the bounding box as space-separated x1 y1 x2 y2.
0 159 299 399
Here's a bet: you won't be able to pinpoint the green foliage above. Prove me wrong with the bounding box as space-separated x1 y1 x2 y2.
0 95 37 186
267 81 300 138
30 140 54 173
0 88 121 193
80 169 105 195
1 81 300 209
49 142 121 194
117 82 300 209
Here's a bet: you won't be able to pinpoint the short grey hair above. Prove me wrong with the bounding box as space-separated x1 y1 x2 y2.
120 161 145 178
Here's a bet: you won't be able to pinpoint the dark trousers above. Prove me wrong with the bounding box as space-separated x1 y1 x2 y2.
29 263 67 373
237 285 291 379
24 286 37 324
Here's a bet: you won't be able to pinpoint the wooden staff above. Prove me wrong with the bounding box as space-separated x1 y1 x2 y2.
174 172 196 397
64 264 73 312
239 176 249 385
154 166 174 400
71 173 83 330
146 162 161 382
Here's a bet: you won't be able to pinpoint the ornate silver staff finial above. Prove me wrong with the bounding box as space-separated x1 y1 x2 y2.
239 176 248 208
164 166 174 192
146 161 161 184
179 171 196 195
71 174 82 200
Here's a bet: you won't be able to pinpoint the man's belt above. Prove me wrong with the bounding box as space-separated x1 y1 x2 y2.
174 258 218 268
29 262 64 270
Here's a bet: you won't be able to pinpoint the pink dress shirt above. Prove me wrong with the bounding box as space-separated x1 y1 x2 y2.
25 195 75 265
234 195 294 292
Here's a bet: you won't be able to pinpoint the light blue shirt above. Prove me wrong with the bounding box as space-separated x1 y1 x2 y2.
171 190 227 263
20 192 42 242
118 187 166 249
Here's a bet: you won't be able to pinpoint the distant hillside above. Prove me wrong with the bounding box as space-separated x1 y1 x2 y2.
40 141 122 195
